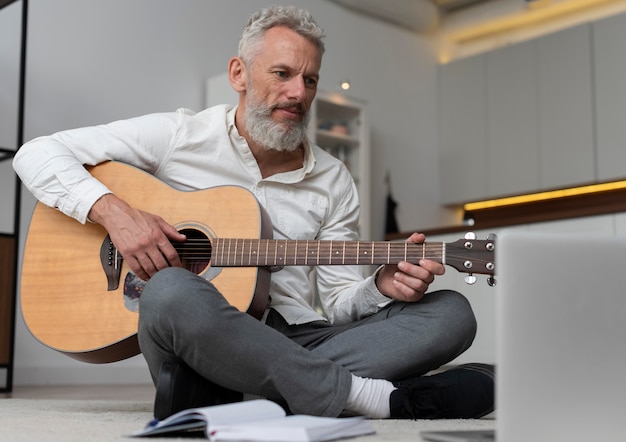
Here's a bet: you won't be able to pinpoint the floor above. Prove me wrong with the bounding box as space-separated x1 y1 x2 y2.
1 384 495 442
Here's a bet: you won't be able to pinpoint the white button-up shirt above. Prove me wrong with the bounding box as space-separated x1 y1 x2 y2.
14 105 391 325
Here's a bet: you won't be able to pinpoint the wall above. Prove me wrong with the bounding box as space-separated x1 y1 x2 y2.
0 0 444 385
0 2 20 235
6 0 626 386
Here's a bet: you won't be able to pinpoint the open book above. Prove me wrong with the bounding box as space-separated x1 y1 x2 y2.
132 399 375 441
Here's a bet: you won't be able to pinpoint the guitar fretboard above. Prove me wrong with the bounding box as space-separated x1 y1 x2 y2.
211 239 445 267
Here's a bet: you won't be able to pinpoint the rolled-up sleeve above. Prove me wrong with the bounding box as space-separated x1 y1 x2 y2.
13 138 112 223
13 111 182 223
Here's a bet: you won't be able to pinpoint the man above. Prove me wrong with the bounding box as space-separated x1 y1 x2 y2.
13 6 494 420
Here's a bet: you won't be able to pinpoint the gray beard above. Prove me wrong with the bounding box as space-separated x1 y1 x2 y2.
243 96 310 153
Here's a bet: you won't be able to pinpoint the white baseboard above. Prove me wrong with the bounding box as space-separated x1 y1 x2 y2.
13 364 153 386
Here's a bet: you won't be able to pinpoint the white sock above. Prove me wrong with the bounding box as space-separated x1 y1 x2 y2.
344 375 395 418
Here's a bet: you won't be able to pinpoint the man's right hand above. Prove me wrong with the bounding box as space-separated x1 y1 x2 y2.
88 193 186 281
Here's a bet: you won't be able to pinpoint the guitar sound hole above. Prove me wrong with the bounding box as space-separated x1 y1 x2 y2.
176 228 211 275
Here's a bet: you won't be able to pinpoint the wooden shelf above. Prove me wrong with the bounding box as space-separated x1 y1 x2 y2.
315 130 360 149
386 187 626 240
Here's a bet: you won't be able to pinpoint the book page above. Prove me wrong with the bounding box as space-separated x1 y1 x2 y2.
132 400 286 437
198 400 286 427
211 415 374 442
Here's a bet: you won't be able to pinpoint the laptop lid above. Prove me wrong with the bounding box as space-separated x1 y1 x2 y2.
496 230 626 442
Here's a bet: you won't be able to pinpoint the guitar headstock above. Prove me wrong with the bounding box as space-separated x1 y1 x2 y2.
446 233 496 286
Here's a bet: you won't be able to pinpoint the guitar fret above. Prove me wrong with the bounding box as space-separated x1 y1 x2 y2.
216 239 221 266
329 240 332 264
264 239 269 266
231 239 236 266
240 239 245 266
219 238 225 266
317 241 322 265
241 239 246 266
272 240 277 266
441 242 446 265
234 239 239 266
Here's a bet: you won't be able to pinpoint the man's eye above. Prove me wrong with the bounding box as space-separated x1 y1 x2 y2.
275 71 287 78
305 78 318 87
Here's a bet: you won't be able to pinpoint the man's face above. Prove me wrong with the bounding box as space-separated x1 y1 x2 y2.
242 26 321 152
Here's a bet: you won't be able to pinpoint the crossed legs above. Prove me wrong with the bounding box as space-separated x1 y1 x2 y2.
138 267 477 417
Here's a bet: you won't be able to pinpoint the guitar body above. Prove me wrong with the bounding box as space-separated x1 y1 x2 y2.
20 162 271 363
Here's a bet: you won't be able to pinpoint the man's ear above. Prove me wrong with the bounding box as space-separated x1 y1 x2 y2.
228 57 248 93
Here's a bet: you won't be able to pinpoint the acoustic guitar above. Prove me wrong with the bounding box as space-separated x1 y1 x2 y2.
20 161 495 363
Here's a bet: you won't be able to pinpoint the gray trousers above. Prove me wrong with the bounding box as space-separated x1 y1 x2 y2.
137 267 477 417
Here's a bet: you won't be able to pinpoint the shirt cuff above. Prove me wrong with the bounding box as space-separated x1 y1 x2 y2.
363 266 395 309
56 178 112 224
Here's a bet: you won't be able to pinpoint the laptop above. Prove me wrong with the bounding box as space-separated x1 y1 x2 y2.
423 230 626 442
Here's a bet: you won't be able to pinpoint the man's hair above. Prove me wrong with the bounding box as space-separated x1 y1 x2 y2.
238 5 326 64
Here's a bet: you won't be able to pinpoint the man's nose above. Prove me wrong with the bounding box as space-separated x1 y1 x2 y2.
286 76 306 102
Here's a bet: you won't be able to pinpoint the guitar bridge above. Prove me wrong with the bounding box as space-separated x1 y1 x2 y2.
100 235 123 291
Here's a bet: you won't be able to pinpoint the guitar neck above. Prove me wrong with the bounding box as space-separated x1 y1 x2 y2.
212 239 444 267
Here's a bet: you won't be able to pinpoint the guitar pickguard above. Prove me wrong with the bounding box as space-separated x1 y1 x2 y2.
123 272 145 312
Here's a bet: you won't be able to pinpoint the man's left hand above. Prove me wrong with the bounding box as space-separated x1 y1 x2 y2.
375 232 445 302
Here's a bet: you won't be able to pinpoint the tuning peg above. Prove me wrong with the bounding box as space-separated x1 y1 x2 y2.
487 276 497 287
465 274 477 285
464 232 476 240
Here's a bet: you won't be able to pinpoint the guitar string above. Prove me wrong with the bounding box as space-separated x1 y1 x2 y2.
169 240 492 268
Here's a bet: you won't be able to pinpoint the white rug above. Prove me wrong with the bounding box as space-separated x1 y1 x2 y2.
0 398 495 442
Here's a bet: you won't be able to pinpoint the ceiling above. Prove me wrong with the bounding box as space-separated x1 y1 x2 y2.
329 0 495 33
0 0 493 31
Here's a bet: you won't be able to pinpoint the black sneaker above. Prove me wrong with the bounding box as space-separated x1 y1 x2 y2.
390 363 495 419
153 361 243 420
